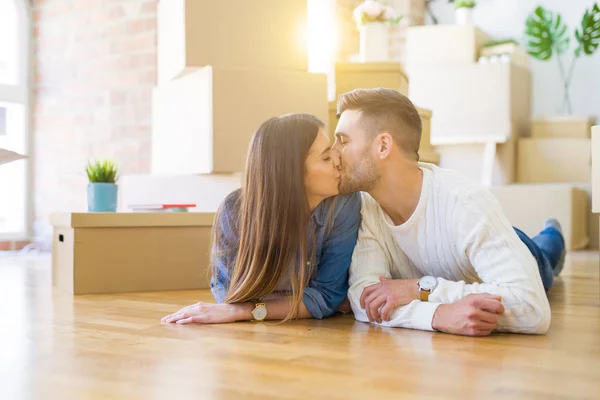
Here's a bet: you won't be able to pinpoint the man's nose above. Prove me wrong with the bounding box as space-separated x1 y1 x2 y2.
331 150 342 168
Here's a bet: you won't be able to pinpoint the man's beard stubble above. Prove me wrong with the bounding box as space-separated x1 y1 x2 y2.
338 148 380 194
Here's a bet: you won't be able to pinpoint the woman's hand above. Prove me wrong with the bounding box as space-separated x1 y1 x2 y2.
161 302 252 325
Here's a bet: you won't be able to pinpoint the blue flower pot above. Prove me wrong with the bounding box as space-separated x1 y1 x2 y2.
87 183 118 212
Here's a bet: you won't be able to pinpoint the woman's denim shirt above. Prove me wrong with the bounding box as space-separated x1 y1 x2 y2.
210 190 361 319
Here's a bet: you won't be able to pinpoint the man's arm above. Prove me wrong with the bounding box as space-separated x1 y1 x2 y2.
364 190 551 335
348 196 441 332
429 193 551 334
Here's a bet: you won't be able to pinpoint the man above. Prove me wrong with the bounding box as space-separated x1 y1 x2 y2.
332 88 565 336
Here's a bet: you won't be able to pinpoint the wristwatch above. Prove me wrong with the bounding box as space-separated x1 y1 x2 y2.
250 301 267 321
417 276 438 302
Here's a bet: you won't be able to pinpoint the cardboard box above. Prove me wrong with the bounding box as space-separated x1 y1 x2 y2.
490 184 589 251
119 173 242 212
151 67 328 175
419 150 440 165
334 62 409 98
51 212 216 294
531 116 596 139
435 135 517 186
409 63 531 144
574 183 598 250
517 138 591 183
406 25 490 70
418 107 433 153
592 126 600 213
157 0 308 83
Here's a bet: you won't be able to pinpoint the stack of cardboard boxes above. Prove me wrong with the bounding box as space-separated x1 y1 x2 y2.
406 24 595 251
492 118 596 251
406 25 531 186
52 1 329 294
122 0 328 210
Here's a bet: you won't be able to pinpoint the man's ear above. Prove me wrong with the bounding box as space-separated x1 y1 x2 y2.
376 133 393 159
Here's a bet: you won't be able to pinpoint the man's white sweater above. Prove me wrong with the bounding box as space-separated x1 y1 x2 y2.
348 163 552 334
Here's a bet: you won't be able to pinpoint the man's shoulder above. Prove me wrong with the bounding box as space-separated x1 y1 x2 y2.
425 163 493 205
358 191 382 215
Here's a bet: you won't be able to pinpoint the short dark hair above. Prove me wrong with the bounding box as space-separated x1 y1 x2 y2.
337 88 422 160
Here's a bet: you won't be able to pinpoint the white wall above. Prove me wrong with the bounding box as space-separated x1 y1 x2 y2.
427 0 600 120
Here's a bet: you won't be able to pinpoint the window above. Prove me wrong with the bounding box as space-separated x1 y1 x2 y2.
0 0 30 238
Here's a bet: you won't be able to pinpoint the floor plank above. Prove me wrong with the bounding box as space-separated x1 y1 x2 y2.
0 251 599 399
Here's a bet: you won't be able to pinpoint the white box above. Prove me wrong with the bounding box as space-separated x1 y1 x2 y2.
490 184 589 251
406 25 490 70
409 63 531 144
151 67 328 175
119 173 243 212
158 0 308 83
517 138 591 184
435 135 516 186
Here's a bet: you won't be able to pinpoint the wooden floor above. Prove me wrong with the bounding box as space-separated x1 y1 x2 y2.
0 252 599 400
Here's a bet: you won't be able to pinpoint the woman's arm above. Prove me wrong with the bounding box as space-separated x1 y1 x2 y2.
161 297 312 325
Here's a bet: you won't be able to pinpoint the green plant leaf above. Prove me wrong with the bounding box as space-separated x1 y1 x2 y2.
455 0 476 8
575 3 600 56
85 158 119 183
524 6 570 61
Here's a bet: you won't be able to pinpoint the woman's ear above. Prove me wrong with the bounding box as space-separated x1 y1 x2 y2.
377 133 393 159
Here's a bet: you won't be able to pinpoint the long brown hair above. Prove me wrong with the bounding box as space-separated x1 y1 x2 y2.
212 113 326 321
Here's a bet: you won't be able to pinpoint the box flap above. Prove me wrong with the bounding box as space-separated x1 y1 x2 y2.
0 148 27 166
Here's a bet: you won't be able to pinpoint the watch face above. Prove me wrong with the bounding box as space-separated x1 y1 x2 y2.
419 276 437 290
252 306 267 320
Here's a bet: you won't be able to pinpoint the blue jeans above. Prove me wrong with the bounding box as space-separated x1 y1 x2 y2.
514 227 565 292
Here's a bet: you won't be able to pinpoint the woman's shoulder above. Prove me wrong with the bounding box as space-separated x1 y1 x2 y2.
314 192 362 226
219 188 242 214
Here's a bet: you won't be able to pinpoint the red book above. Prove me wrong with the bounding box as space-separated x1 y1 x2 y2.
129 204 196 210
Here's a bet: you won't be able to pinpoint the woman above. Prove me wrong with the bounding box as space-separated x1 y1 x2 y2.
161 114 361 324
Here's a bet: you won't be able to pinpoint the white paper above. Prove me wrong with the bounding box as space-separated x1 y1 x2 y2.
0 148 27 166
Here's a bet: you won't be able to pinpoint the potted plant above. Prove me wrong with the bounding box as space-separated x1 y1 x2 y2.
454 0 476 25
85 159 119 212
524 3 600 115
353 1 402 62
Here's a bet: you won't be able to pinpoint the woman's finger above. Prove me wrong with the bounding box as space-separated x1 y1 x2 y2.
176 317 194 324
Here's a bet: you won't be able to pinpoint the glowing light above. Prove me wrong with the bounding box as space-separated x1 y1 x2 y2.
307 0 338 74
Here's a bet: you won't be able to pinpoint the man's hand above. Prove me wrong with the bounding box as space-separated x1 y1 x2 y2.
432 293 505 336
360 278 419 323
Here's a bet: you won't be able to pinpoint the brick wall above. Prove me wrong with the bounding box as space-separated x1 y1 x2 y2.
31 0 157 247
336 0 426 63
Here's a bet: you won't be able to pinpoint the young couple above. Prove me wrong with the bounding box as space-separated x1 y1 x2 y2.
162 88 565 336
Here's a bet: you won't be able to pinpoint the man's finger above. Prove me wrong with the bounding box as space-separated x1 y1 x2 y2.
380 301 395 322
474 320 497 331
360 284 379 308
368 296 386 324
477 310 500 325
480 299 505 315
